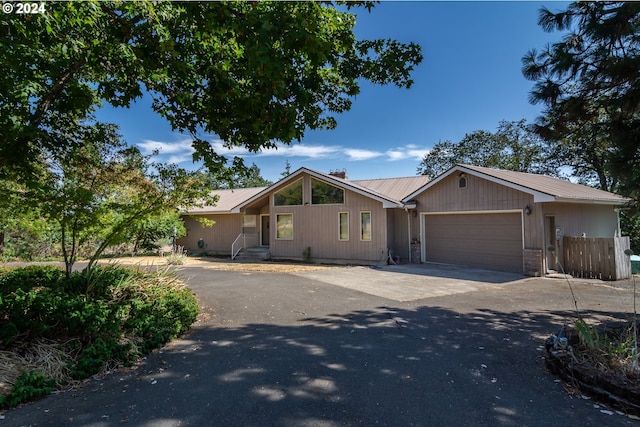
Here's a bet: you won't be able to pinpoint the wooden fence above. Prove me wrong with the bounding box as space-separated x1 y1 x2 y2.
562 236 631 281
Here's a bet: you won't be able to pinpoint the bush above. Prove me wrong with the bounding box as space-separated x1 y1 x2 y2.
0 369 55 409
0 264 65 293
0 264 199 407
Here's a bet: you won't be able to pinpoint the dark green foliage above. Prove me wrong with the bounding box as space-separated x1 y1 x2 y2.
621 211 640 255
523 2 640 204
1 1 422 181
71 338 133 379
0 264 65 293
417 119 560 179
0 370 55 409
209 162 273 189
0 265 199 407
124 284 199 353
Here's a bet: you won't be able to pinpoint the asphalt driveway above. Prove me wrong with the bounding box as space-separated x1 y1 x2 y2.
2 263 638 426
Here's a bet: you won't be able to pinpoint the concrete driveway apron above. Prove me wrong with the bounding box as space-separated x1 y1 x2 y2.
292 263 527 301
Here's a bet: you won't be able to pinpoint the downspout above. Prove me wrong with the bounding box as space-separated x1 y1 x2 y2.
405 207 411 263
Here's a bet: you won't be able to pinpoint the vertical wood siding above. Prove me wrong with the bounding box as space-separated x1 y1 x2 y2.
414 173 540 248
270 175 389 263
179 214 242 255
541 203 618 238
387 209 410 261
415 173 526 212
562 235 631 280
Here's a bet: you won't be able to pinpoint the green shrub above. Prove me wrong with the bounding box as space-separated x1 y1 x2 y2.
124 275 199 353
71 337 134 379
0 264 199 407
0 369 55 409
0 264 65 293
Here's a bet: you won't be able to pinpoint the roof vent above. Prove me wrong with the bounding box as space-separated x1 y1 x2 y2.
329 169 348 179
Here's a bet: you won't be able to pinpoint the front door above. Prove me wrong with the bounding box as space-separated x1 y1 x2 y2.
261 215 270 246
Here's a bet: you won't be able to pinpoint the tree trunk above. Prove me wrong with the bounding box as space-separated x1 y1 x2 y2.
0 231 4 256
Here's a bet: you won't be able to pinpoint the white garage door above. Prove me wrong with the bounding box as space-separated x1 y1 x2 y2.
423 212 523 273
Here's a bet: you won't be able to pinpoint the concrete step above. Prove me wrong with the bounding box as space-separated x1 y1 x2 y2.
234 247 271 261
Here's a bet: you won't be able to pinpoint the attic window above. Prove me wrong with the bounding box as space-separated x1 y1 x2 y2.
274 179 303 206
458 174 467 189
312 178 344 204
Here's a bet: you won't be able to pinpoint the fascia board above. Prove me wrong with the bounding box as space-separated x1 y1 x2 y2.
552 197 631 205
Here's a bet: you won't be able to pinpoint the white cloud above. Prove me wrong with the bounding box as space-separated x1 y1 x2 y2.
209 140 251 156
138 138 194 156
344 148 383 161
385 144 429 161
138 137 429 166
257 143 340 159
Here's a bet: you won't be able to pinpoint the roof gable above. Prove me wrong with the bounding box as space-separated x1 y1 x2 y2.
403 164 630 205
233 167 407 211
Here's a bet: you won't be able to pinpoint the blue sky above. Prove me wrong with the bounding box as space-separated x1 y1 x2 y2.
96 1 569 182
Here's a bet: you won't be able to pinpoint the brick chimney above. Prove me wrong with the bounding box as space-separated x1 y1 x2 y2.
329 169 348 179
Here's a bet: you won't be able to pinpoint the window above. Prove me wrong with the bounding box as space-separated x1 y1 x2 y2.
339 212 349 241
312 178 344 204
276 214 293 239
274 179 303 206
242 215 257 235
242 215 256 227
458 176 467 188
360 211 371 241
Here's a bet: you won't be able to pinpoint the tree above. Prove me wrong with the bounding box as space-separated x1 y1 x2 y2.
22 122 214 277
535 104 619 192
417 120 560 178
208 163 272 189
522 2 640 202
1 1 422 183
281 160 292 178
126 211 186 256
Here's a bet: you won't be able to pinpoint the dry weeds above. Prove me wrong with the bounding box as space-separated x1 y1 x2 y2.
0 339 73 397
98 256 333 273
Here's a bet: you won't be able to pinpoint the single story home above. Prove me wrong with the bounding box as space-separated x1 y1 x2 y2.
179 164 630 277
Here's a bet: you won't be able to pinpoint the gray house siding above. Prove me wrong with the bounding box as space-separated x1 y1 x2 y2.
269 185 389 263
180 214 242 255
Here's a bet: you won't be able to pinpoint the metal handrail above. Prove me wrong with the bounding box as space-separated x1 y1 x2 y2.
231 233 245 260
231 233 258 260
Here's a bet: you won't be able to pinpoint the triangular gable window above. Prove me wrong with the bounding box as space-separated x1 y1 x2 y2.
311 178 344 204
274 179 303 206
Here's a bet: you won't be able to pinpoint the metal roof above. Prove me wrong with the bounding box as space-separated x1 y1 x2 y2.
184 164 627 215
463 164 630 203
352 176 431 201
187 187 268 214
403 164 630 205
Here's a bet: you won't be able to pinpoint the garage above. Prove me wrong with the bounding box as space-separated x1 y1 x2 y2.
422 211 523 273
